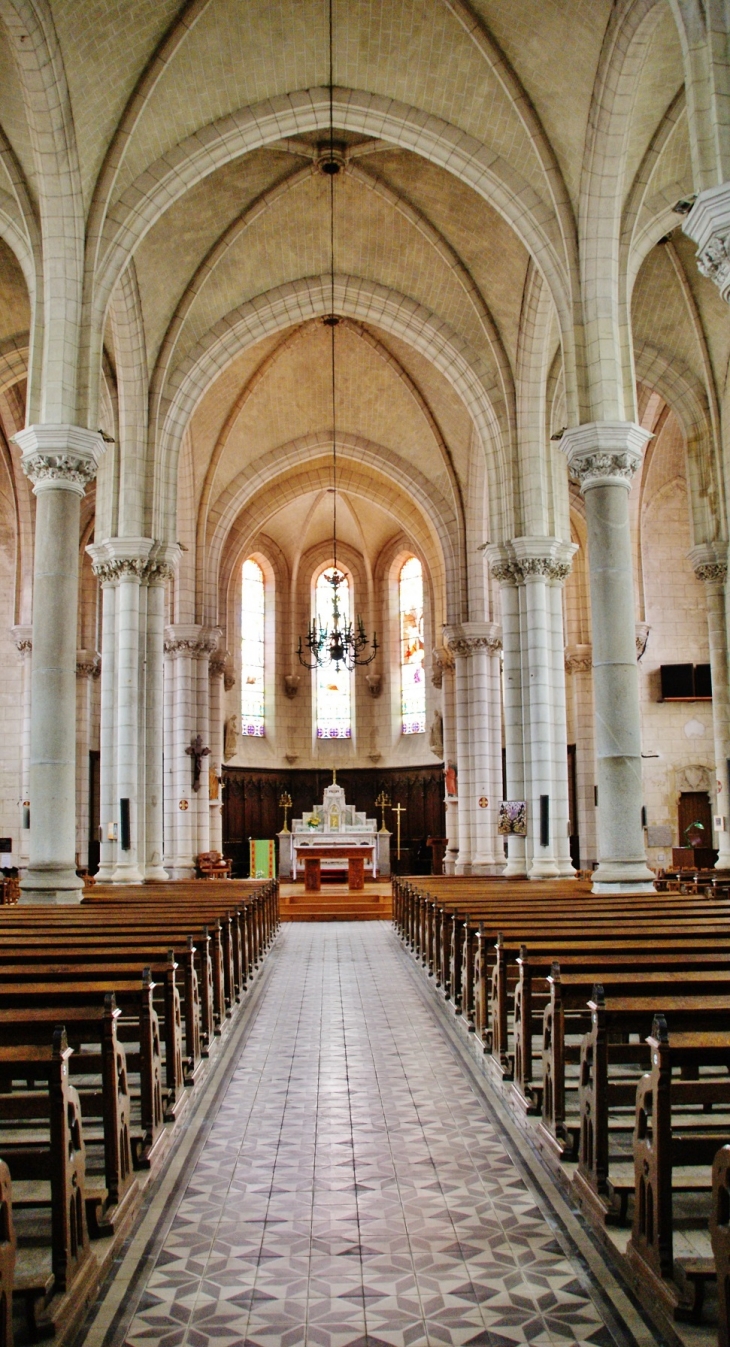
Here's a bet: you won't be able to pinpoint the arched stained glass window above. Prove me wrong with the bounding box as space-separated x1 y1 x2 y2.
316 569 351 738
400 556 425 734
241 558 265 736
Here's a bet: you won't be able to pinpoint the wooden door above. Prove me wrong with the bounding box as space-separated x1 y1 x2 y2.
677 791 712 848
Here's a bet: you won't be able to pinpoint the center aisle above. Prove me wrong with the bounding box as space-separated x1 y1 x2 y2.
110 925 644 1347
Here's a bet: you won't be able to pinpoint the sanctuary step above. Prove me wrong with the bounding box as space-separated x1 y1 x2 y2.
279 881 392 922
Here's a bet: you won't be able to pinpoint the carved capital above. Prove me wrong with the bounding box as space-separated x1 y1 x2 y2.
565 645 592 675
487 538 575 585
88 538 181 586
14 425 106 497
431 646 454 688
365 672 382 698
636 623 650 659
444 622 502 658
284 673 301 699
11 625 31 657
559 422 651 493
209 653 229 680
684 183 730 304
689 541 728 586
76 650 101 680
164 624 222 659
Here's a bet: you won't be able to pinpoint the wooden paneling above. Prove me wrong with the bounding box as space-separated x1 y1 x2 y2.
222 764 445 877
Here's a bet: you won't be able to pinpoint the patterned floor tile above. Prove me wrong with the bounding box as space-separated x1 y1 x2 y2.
112 925 654 1347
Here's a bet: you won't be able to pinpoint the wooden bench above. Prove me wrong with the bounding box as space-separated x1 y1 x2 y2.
625 1017 730 1321
0 1029 94 1338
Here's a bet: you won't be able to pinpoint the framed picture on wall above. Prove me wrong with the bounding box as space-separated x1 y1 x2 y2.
498 800 527 836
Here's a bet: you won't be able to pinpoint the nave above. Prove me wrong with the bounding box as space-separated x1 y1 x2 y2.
80 925 649 1347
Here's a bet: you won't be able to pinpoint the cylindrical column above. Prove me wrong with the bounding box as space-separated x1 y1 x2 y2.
690 544 730 870
145 571 169 879
467 639 502 872
209 655 225 854
489 561 527 877
452 647 472 873
436 648 459 873
195 646 211 857
113 570 144 882
549 576 576 877
15 428 105 903
520 570 559 879
565 646 597 868
95 582 116 880
12 628 32 871
561 423 654 890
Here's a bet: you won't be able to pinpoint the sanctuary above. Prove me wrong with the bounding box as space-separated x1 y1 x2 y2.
278 778 390 880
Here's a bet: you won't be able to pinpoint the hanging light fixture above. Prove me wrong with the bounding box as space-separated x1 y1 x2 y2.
297 0 378 674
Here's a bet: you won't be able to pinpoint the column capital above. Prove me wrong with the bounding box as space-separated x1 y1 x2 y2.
689 540 728 585
559 421 651 492
164 624 222 658
486 538 576 584
209 650 231 680
11 624 32 656
76 649 101 680
431 645 455 687
88 536 154 583
444 621 502 658
683 183 730 303
565 644 592 674
14 425 107 497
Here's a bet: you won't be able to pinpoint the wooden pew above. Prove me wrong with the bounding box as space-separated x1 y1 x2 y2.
711 1145 730 1347
626 1016 730 1321
0 1161 14 1347
0 977 163 1167
0 1029 95 1338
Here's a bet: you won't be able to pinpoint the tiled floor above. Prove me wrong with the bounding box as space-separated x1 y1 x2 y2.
117 924 644 1347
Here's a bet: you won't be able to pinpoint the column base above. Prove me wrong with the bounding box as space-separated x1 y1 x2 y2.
111 863 145 884
95 864 115 882
20 866 83 905
556 862 577 879
165 864 196 880
592 859 655 887
470 861 507 876
528 859 560 879
503 861 528 878
592 879 656 893
144 865 170 881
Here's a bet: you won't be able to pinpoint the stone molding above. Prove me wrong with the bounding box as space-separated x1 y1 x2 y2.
11 625 31 656
209 653 229 679
88 538 181 586
635 623 650 659
444 622 502 658
485 537 576 585
559 422 652 493
14 425 106 497
565 645 592 674
689 540 728 585
683 183 730 303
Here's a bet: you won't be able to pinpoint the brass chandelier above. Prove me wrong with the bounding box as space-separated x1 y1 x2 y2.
297 0 378 674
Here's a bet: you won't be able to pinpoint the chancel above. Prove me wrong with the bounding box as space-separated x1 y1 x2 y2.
278 773 389 881
1 3 730 1346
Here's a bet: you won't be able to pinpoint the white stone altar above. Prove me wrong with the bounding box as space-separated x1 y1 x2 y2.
278 781 391 879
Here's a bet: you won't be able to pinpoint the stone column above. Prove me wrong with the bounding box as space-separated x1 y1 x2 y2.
548 558 576 877
89 539 157 884
565 646 597 867
95 580 116 880
208 653 227 854
560 423 654 890
12 627 32 871
75 651 100 870
684 185 730 303
433 647 458 873
511 547 560 879
445 624 503 875
689 543 730 870
14 427 105 903
450 639 472 873
163 625 220 877
488 555 527 877
144 557 175 879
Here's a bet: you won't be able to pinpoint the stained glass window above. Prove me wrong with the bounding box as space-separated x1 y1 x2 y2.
241 558 265 736
316 569 351 738
400 556 425 734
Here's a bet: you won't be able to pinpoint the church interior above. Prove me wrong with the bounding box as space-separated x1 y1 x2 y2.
2 0 730 1344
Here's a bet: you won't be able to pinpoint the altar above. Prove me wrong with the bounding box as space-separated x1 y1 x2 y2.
278 780 390 880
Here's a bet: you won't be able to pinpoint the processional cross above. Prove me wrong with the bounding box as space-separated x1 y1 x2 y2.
186 735 210 792
391 802 406 859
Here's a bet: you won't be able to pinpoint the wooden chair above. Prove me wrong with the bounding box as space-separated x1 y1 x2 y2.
196 851 232 880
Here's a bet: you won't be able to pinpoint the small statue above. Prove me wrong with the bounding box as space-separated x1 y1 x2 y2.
429 708 444 759
224 715 238 761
